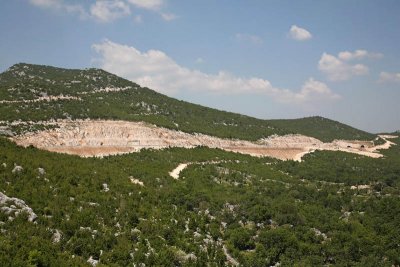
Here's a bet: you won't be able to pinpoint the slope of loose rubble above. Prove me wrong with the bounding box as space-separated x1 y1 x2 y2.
10 120 396 161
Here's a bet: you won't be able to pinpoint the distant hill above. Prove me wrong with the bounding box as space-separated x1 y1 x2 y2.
0 63 375 142
269 116 376 143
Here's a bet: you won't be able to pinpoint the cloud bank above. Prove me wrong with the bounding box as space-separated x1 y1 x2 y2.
318 52 369 81
28 0 176 22
92 40 340 104
379 72 400 84
338 50 383 61
318 50 383 81
90 0 131 22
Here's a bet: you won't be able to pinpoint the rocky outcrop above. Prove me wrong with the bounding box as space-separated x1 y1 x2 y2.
38 168 46 176
259 134 323 148
52 229 62 243
129 177 144 186
0 126 13 136
12 165 23 174
0 192 37 222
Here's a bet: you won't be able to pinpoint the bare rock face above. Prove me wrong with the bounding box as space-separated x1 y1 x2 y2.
0 192 37 222
11 120 263 157
87 256 99 266
29 120 252 149
0 126 13 136
102 183 109 192
52 229 62 243
38 168 46 176
12 165 23 174
259 134 323 148
129 177 144 186
11 120 394 161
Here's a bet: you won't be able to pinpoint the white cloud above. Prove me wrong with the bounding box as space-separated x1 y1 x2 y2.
90 0 131 23
29 0 176 23
127 0 176 21
379 72 400 84
288 25 312 41
235 33 263 45
29 0 87 18
338 49 383 61
318 52 369 81
127 0 164 10
296 78 340 102
161 12 177 21
92 40 339 104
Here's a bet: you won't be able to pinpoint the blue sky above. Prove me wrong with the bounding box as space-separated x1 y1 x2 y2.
1 0 400 133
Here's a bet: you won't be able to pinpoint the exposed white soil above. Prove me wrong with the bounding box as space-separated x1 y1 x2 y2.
129 177 144 186
169 163 190 179
169 160 239 179
10 120 397 161
52 229 62 243
223 245 239 266
0 86 134 104
350 185 371 190
87 256 99 266
79 86 133 94
0 95 81 104
293 135 397 162
373 135 397 150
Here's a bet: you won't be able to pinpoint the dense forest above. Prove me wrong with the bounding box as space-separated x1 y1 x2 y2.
1 136 399 266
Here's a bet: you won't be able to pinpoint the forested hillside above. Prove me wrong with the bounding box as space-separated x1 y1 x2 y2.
0 63 375 142
1 63 398 266
1 136 399 266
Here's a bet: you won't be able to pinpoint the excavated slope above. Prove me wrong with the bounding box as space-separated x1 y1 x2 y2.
11 120 395 161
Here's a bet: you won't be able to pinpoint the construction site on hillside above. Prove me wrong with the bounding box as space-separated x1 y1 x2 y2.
8 120 397 161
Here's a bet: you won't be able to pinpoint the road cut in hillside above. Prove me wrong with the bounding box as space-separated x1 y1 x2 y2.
10 120 397 161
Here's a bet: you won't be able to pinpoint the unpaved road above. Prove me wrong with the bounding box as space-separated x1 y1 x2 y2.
169 163 190 179
10 120 397 161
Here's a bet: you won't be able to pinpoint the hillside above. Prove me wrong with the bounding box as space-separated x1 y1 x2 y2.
1 63 400 266
1 132 399 266
0 63 375 142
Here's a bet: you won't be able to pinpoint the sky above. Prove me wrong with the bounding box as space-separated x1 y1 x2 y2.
1 0 400 133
